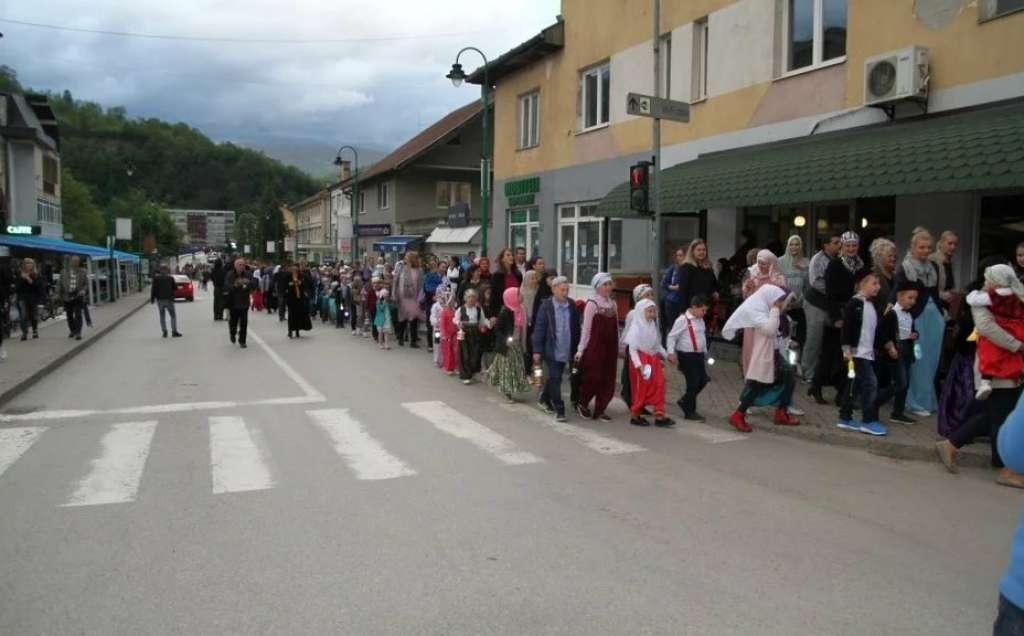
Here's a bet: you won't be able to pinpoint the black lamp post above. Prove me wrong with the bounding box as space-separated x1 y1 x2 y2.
446 47 491 257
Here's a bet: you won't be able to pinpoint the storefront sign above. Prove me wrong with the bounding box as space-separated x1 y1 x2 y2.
356 224 392 237
448 202 469 228
504 176 540 207
3 225 41 235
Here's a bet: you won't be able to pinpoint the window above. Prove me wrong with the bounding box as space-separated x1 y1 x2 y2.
377 181 390 209
692 18 709 101
580 63 610 130
785 0 846 73
517 91 540 149
557 204 623 293
608 219 623 271
435 181 472 209
357 190 365 215
980 0 1024 21
36 198 61 224
508 207 540 259
42 156 58 195
659 34 672 99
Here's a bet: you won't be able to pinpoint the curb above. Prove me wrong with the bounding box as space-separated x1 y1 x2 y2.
0 298 150 408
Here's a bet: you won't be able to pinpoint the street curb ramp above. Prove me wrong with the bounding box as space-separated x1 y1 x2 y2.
0 297 150 408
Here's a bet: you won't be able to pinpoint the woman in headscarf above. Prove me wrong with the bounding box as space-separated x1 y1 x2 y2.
285 264 312 339
574 272 621 420
740 249 785 373
620 283 655 411
778 235 809 354
723 285 801 432
623 298 674 428
678 238 718 315
489 286 530 402
893 229 943 416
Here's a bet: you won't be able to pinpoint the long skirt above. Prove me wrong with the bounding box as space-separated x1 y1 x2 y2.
490 342 529 396
459 330 483 380
287 298 312 332
937 350 985 439
628 351 666 417
577 311 619 416
907 297 943 413
441 336 458 372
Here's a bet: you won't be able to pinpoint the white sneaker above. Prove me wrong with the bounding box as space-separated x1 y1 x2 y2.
975 382 993 401
911 409 931 417
787 406 805 416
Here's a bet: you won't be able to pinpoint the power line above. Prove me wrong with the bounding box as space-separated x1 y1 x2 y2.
0 17 490 44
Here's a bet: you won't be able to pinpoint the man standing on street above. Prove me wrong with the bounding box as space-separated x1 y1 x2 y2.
151 266 182 338
59 256 89 341
532 276 580 422
224 258 256 348
802 232 842 387
514 247 528 277
211 258 226 321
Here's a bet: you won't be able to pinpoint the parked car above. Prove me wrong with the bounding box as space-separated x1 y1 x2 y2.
172 274 194 302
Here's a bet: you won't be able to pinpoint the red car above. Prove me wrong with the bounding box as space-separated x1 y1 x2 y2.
172 275 195 302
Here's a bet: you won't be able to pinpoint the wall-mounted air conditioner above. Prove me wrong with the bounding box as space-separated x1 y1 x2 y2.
864 46 929 108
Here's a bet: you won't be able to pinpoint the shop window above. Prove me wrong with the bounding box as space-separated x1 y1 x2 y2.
558 204 622 293
509 207 540 259
579 63 610 131
855 197 895 264
608 219 623 271
980 194 1024 265
784 0 847 73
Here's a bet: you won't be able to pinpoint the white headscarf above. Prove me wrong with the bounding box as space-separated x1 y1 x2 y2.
985 264 1024 303
722 284 786 340
623 298 662 354
632 283 653 302
591 272 612 290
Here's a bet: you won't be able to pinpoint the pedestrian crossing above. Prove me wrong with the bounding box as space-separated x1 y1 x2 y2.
0 401 745 508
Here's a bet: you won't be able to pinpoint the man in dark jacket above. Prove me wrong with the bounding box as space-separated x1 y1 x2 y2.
211 258 226 321
150 265 182 338
59 256 89 340
531 276 581 422
223 258 256 348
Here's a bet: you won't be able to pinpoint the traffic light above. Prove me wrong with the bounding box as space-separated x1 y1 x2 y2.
629 161 652 215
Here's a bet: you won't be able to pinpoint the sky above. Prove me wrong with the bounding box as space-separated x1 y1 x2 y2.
0 0 560 149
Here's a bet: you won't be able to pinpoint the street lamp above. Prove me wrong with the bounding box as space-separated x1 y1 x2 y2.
334 146 359 264
447 46 491 257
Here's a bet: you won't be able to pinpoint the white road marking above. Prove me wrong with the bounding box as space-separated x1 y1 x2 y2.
676 422 749 444
0 396 326 423
0 427 47 478
308 409 416 480
495 401 647 456
63 421 157 507
249 330 324 399
402 401 542 465
209 416 275 494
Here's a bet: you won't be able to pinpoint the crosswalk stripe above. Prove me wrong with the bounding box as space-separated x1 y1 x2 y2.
0 427 46 478
495 402 647 456
676 422 749 444
209 416 275 494
402 401 542 465
308 409 416 480
63 421 157 507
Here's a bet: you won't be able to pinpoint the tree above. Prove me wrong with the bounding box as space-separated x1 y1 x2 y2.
0 66 22 93
60 168 106 246
107 189 181 256
234 212 261 255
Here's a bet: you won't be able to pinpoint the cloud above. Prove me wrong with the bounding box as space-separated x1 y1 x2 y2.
0 0 559 147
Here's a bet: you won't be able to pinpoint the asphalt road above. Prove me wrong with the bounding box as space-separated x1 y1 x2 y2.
0 290 1019 635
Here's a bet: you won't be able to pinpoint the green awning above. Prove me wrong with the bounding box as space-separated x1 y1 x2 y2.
596 103 1024 217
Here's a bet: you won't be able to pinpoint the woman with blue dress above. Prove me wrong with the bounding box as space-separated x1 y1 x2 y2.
893 229 944 417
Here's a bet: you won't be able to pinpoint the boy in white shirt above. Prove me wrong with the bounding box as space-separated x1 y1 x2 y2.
667 295 711 422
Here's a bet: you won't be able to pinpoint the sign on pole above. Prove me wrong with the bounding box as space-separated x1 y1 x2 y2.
266 241 276 254
626 92 690 123
243 244 251 254
115 218 133 240
284 237 296 253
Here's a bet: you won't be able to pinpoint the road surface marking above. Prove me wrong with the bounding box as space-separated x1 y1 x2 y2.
0 427 46 478
494 401 646 456
402 401 542 465
63 420 157 507
209 416 275 494
676 422 749 444
249 330 324 399
308 409 416 480
0 396 326 423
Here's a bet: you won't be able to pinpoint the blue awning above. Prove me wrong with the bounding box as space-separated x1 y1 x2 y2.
0 234 141 262
371 235 423 254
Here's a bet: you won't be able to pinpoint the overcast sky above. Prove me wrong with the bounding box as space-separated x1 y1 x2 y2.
0 1 560 148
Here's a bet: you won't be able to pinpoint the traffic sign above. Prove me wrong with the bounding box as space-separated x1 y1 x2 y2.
626 92 690 123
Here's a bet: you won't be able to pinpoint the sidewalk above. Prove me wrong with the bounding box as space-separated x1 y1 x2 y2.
661 360 992 468
0 294 150 407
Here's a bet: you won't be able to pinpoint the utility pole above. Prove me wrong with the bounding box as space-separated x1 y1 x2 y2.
651 0 663 302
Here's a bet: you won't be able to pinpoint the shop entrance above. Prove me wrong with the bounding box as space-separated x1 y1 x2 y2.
660 214 705 267
979 193 1024 266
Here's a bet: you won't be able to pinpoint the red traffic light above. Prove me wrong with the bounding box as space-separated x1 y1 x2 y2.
630 164 648 187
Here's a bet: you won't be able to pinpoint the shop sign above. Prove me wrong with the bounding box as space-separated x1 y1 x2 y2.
3 224 41 235
448 202 469 228
356 224 392 237
504 176 540 207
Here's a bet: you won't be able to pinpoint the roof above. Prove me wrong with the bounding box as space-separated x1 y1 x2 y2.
596 101 1024 217
466 19 564 85
328 101 483 191
0 234 140 262
1 93 59 151
425 225 481 244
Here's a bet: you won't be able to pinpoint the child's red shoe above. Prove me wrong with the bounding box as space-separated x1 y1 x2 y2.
729 411 752 433
773 408 800 426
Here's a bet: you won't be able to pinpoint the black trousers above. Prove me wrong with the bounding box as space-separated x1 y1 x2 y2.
229 308 249 345
676 352 709 416
813 325 845 391
64 298 83 336
278 295 287 321
995 594 1024 636
213 288 225 320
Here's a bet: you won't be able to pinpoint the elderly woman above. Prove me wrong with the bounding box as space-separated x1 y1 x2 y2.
870 238 898 311
574 272 621 421
778 235 809 353
740 249 785 373
893 229 944 417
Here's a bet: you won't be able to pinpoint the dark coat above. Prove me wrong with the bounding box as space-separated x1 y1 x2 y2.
532 296 581 363
840 296 889 353
151 273 176 302
489 269 522 316
211 260 226 289
891 261 942 319
492 307 515 355
223 268 256 311
14 272 44 303
824 258 866 323
678 263 718 311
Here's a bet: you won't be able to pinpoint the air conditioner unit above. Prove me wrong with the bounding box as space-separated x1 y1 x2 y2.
863 46 929 107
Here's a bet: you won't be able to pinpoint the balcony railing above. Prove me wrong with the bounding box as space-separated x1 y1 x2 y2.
36 198 62 225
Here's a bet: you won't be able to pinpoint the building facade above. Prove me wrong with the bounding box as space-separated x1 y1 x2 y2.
481 0 1024 297
291 190 332 263
168 209 236 250
1 93 62 238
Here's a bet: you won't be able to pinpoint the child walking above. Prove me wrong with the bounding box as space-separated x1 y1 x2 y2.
622 298 674 427
374 288 394 350
455 288 491 384
666 295 711 421
438 287 459 375
881 280 918 423
838 270 887 436
429 286 450 368
620 284 655 410
490 287 530 402
351 274 364 336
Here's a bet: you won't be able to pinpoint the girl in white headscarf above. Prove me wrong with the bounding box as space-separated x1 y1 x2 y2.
620 283 656 409
740 249 786 374
723 285 801 432
623 298 673 427
574 272 621 420
967 264 1024 399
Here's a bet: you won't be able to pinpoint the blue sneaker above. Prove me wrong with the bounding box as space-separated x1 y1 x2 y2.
859 421 888 436
837 419 859 431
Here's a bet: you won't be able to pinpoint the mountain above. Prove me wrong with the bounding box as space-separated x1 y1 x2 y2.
235 138 391 182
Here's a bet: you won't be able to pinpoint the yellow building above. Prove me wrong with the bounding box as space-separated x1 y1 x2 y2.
476 0 1024 296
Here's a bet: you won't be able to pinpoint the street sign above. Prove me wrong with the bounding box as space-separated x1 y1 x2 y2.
266 241 276 254
115 218 133 240
243 244 251 254
626 92 690 123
